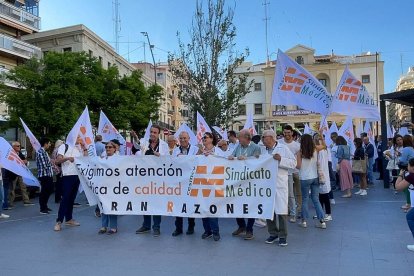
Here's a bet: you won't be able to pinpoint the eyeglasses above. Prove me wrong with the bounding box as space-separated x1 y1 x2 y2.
105 146 114 149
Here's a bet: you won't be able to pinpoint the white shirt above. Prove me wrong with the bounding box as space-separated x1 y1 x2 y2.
299 151 318 180
228 140 239 153
57 144 82 176
278 138 300 175
172 144 199 156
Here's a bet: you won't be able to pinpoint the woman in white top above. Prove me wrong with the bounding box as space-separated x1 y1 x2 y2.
296 134 326 229
314 134 332 221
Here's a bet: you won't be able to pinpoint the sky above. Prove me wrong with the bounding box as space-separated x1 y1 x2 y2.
40 0 414 93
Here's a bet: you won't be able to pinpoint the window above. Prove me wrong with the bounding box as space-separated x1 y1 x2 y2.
157 72 163 78
182 109 189 117
254 83 262 91
107 62 111 68
63 47 72 52
98 56 103 65
42 51 49 56
295 56 304 64
238 104 246 116
254 104 263 115
238 125 244 131
318 79 327 87
362 75 370 83
88 50 93 57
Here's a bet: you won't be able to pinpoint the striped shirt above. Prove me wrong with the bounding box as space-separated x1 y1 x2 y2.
36 148 53 178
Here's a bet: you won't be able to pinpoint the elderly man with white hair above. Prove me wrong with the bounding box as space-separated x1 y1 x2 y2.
261 129 297 247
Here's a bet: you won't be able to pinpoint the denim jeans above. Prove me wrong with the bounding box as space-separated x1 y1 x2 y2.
143 215 161 230
0 182 4 207
407 207 414 239
301 178 325 221
202 217 219 234
102 214 118 229
56 175 80 223
367 157 374 183
2 177 11 209
236 218 255 232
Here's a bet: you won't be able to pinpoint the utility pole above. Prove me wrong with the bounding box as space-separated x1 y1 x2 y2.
113 0 121 53
263 1 270 66
141 32 156 84
375 51 379 136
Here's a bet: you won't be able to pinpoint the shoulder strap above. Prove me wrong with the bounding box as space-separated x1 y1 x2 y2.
64 144 69 155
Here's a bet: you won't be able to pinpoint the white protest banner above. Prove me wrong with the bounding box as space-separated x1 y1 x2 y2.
363 121 378 159
387 124 393 139
319 116 332 146
196 112 212 144
19 118 41 152
143 119 153 141
243 113 257 136
175 123 198 146
66 106 96 156
304 123 312 134
330 121 339 134
75 155 277 219
399 127 409 136
331 67 380 121
98 111 126 155
338 116 356 154
0 137 39 187
356 121 364 138
212 126 228 141
272 50 332 116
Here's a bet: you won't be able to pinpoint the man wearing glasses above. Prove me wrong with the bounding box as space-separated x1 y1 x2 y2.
228 129 261 240
261 129 297 246
8 141 34 207
171 131 199 236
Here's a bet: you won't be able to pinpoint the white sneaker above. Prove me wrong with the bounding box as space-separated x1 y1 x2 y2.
408 245 414 252
324 215 332 222
0 213 10 219
254 219 267 228
299 221 307 228
359 189 367 196
354 189 362 195
330 199 336 205
316 220 327 229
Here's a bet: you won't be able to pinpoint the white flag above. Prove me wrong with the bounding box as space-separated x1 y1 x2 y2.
174 123 198 146
338 116 355 154
363 121 378 159
66 106 96 156
243 113 257 136
304 123 312 134
329 121 339 134
98 111 126 155
387 124 393 139
331 67 380 121
356 121 364 138
19 118 41 152
319 116 332 146
272 50 332 116
0 137 39 186
212 126 228 141
196 112 212 144
392 125 396 137
143 119 153 141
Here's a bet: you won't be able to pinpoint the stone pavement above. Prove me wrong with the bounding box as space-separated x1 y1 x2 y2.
1 178 413 276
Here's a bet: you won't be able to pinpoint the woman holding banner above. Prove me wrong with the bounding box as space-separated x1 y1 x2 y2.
198 132 221 241
296 134 326 229
98 141 118 235
336 136 353 198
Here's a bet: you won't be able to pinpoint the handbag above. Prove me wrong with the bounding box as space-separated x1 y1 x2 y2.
352 158 367 173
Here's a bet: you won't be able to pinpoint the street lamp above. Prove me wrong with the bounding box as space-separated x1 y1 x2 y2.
141 31 157 84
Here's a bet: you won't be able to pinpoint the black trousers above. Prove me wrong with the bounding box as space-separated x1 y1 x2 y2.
175 217 195 232
319 193 331 215
236 218 255 232
54 173 63 203
39 176 54 211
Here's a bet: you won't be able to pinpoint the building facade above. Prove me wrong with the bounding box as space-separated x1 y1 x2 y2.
0 0 42 145
388 67 414 127
21 24 136 77
232 44 385 135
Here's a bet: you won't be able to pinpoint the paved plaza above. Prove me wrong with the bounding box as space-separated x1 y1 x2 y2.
1 177 413 276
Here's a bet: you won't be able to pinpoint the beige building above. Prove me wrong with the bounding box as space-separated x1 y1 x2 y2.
388 67 414 126
132 62 186 131
232 44 385 134
21 24 136 78
0 0 42 146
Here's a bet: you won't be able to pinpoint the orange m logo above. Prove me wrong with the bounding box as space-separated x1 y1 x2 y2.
190 165 225 197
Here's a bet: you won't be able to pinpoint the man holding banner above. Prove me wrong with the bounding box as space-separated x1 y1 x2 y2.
229 129 262 240
135 125 169 237
262 129 297 247
54 137 88 231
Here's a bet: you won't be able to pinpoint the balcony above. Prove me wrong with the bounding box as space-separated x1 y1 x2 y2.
0 0 40 31
0 33 41 59
0 67 18 88
168 109 174 115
